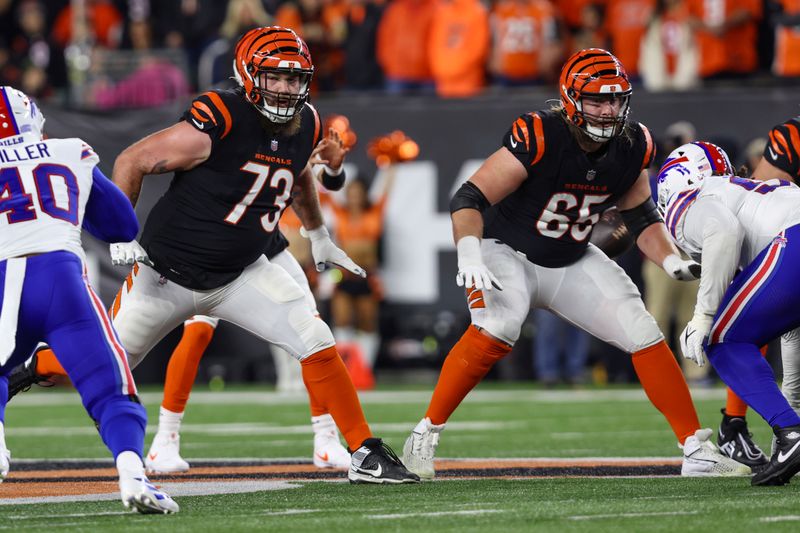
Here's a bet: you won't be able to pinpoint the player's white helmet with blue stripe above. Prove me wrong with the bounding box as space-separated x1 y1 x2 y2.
656 141 733 214
0 86 45 142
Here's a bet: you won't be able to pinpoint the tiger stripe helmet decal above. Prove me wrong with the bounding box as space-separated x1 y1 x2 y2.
559 48 632 143
233 26 314 123
765 118 800 177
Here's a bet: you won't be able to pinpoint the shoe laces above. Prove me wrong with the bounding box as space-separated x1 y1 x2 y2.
372 439 403 466
411 428 440 459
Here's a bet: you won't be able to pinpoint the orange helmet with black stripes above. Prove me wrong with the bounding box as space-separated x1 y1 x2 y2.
559 48 632 143
233 26 314 123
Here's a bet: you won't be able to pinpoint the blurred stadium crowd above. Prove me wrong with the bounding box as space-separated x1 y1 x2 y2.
1 0 799 109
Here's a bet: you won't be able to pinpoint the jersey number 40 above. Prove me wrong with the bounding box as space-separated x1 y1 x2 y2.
0 164 79 225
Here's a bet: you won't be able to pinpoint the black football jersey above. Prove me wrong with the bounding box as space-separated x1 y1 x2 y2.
764 117 800 180
484 109 655 267
140 87 322 289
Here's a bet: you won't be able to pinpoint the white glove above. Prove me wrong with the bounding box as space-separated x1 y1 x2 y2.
455 236 503 291
305 226 366 277
110 240 153 267
680 314 714 367
662 253 701 281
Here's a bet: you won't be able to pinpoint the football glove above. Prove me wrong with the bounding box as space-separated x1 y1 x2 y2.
305 226 366 277
662 253 701 281
680 314 714 367
110 240 153 267
455 236 503 291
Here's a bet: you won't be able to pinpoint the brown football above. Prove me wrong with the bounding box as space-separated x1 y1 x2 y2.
590 207 635 258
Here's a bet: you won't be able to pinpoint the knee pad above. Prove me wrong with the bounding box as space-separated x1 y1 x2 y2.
478 318 521 346
288 305 335 360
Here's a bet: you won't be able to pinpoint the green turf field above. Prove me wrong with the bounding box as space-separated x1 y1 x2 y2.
2 383 798 531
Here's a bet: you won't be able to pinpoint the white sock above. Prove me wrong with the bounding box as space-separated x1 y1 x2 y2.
157 406 184 435
0 421 7 451
356 331 379 368
311 413 337 435
116 450 144 475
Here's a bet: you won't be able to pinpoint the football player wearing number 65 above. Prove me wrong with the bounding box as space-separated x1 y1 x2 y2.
27 27 418 484
402 48 747 480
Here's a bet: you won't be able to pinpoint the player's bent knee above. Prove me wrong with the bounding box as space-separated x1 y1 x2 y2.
288 306 336 360
477 318 520 347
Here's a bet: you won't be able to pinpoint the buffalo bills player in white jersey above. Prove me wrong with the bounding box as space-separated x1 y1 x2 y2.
658 141 800 486
0 87 177 512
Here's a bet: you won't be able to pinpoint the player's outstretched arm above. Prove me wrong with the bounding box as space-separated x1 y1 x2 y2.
83 167 139 243
295 164 366 277
112 121 211 207
619 170 699 280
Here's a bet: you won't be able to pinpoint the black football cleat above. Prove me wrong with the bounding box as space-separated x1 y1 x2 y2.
752 424 800 486
348 438 420 484
717 409 769 469
7 349 53 400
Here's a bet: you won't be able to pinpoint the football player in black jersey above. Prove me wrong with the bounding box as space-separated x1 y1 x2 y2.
27 27 417 484
752 117 800 183
401 48 748 480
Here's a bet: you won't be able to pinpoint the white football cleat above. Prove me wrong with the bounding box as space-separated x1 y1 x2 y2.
145 432 190 474
681 428 751 477
119 470 179 514
402 417 445 480
0 448 10 482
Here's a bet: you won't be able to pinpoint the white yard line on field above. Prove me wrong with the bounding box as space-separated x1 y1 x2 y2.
11 387 729 407
369 509 504 519
5 420 522 438
568 511 700 520
760 515 800 522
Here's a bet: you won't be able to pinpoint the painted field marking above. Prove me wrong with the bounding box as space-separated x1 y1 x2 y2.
369 509 504 519
568 511 699 520
11 388 729 408
261 509 320 516
760 515 800 522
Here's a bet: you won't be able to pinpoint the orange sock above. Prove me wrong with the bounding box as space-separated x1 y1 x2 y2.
425 325 512 425
301 346 371 450
632 340 700 444
35 348 67 376
724 345 768 417
161 321 216 413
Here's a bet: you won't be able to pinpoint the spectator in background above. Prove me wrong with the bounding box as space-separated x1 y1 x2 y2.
489 0 563 86
687 0 762 79
639 0 699 91
330 169 396 370
8 0 67 99
429 0 490 98
770 0 800 77
605 0 655 79
741 137 768 176
533 310 591 387
89 18 190 108
643 121 706 383
51 0 123 48
343 0 386 90
556 0 604 35
276 0 348 91
569 2 608 52
376 0 435 94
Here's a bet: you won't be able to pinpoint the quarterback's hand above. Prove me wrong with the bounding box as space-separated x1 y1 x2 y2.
662 253 701 281
455 236 503 291
110 240 153 267
680 314 714 367
305 226 366 277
